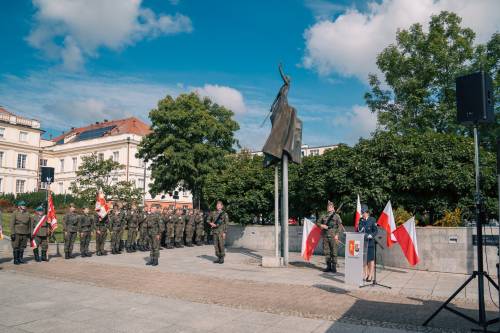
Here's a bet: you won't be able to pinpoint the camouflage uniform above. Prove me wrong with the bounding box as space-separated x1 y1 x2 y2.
118 209 127 252
126 209 139 252
165 210 175 249
11 209 34 264
110 211 123 254
209 210 229 263
79 212 94 257
316 212 342 272
174 212 185 247
138 209 149 251
95 213 108 256
63 210 80 259
32 211 50 262
146 211 164 266
194 210 205 246
184 210 195 247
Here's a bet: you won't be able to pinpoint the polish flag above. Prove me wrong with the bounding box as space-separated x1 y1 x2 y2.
354 195 361 231
301 218 322 261
393 217 420 266
95 191 110 219
31 215 48 248
377 201 397 247
47 190 58 232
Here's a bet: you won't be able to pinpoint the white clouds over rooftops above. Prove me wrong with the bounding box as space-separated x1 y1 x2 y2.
27 0 193 71
193 84 247 114
303 0 500 82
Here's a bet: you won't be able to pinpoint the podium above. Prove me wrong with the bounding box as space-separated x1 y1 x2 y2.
344 232 365 286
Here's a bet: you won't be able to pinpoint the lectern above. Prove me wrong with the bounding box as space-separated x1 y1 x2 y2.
344 232 365 286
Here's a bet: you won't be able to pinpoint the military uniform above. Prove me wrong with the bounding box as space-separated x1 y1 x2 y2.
358 216 378 262
184 211 195 247
209 210 229 263
10 208 34 264
146 211 164 266
118 209 127 252
110 211 123 254
174 213 185 247
63 210 80 259
95 214 108 256
164 211 175 249
33 209 50 262
316 212 342 272
79 212 94 257
194 210 205 246
126 209 139 252
138 210 149 251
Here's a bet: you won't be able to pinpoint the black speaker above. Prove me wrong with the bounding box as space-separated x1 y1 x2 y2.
40 166 55 183
456 71 495 124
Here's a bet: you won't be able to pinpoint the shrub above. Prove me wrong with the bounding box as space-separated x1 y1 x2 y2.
394 207 413 226
434 208 462 227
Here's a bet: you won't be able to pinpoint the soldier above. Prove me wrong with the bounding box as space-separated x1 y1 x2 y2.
208 201 229 264
160 207 168 248
204 210 213 245
145 205 164 266
194 209 205 246
32 206 51 262
10 201 34 264
316 201 342 273
79 207 94 257
118 203 127 252
173 208 185 248
358 204 378 282
126 204 139 252
63 203 80 259
164 207 175 249
138 206 149 251
110 206 123 254
184 209 195 247
95 209 108 256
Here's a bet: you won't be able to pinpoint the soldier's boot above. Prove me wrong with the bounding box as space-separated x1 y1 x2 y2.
34 248 41 262
65 251 70 259
196 241 202 246
186 242 193 247
13 250 20 265
96 251 101 256
331 263 337 273
219 257 224 264
102 250 107 256
41 250 48 262
145 256 153 266
323 260 332 272
152 258 158 266
213 257 220 264
19 250 27 264
81 250 86 258
70 251 77 259
86 251 92 257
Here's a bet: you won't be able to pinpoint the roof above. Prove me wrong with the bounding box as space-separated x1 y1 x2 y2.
52 117 151 145
0 106 13 116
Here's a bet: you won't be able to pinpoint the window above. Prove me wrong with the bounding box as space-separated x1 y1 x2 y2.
39 158 48 167
58 182 63 194
60 159 64 172
113 151 119 162
72 157 77 171
19 131 28 142
138 178 145 189
0 151 3 166
310 149 320 156
0 127 5 139
16 180 25 193
17 154 27 169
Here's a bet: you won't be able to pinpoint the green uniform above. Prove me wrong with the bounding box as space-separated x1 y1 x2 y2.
146 212 164 266
63 211 79 258
209 210 229 261
316 212 342 270
33 213 50 262
95 214 108 255
184 213 195 246
164 212 175 248
126 210 139 252
10 210 34 264
118 210 127 251
138 211 149 251
174 214 185 247
194 211 204 246
79 213 94 257
109 212 123 254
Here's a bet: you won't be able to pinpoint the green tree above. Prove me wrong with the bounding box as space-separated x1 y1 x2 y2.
69 154 142 205
138 93 240 208
365 11 498 139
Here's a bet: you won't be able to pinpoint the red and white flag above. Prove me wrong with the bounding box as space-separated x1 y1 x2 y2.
95 191 110 219
354 194 361 231
31 215 48 248
393 217 420 266
377 201 397 247
301 218 322 261
48 190 58 232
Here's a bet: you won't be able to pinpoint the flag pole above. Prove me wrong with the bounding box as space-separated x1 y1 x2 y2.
274 165 279 259
282 153 289 266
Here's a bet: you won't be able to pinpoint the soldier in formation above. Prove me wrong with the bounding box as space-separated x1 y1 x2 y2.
10 201 33 264
32 205 50 262
184 209 195 247
193 209 205 246
110 205 123 254
126 204 139 253
63 203 79 259
208 200 229 264
79 207 94 257
145 205 164 266
173 208 185 248
95 208 108 256
138 206 150 251
316 200 342 273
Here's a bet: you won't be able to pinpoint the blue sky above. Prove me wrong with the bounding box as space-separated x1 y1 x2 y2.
0 0 498 149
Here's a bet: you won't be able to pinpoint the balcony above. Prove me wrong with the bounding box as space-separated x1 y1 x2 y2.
0 113 40 129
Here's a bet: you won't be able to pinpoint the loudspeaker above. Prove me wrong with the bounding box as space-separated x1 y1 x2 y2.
40 166 55 183
456 71 495 124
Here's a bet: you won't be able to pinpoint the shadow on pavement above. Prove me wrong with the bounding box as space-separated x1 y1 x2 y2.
197 254 218 262
226 247 262 260
313 284 350 295
289 261 324 271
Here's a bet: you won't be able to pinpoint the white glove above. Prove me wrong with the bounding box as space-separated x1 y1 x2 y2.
367 234 373 239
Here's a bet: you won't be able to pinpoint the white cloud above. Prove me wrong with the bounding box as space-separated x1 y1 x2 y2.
304 0 346 20
27 0 193 71
331 105 377 144
303 0 500 82
193 84 247 114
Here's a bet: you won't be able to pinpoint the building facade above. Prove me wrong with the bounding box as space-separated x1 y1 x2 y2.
0 107 192 209
250 144 338 158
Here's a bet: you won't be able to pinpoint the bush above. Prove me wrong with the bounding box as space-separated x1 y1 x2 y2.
434 208 462 227
394 207 413 226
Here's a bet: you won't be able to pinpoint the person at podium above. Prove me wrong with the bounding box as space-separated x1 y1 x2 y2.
357 204 378 282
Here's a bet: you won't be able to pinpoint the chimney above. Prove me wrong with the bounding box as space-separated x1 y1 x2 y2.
95 121 99 125
104 119 108 122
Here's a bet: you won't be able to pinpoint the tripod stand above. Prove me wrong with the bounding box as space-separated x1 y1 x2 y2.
423 127 499 332
360 237 391 289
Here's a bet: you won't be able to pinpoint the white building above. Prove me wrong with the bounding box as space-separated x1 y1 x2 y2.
250 144 338 158
0 107 192 209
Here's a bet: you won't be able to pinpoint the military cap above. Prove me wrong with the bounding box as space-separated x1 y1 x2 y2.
361 204 369 214
35 206 44 212
17 201 27 207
